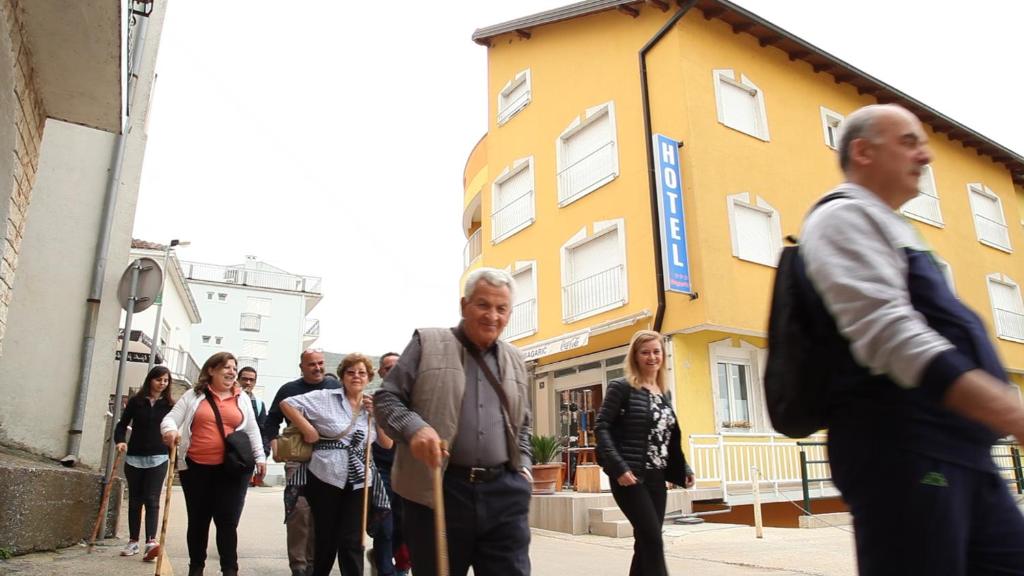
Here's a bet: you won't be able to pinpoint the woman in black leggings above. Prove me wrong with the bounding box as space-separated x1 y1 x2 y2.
115 366 174 562
595 330 695 576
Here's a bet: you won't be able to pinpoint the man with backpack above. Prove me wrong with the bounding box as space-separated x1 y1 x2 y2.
798 104 1024 574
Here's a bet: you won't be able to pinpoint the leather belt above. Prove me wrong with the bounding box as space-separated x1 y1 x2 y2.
446 463 507 483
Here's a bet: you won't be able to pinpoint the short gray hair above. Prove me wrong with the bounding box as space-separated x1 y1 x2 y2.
837 104 892 173
463 267 516 300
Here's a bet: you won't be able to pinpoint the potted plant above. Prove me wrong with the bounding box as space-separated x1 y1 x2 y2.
530 434 565 494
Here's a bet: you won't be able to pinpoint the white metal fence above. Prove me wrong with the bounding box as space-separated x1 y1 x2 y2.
688 432 830 500
557 141 615 205
502 298 536 341
463 229 482 270
995 308 1024 340
491 190 534 242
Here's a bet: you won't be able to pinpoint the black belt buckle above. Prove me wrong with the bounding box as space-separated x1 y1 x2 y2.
468 467 487 483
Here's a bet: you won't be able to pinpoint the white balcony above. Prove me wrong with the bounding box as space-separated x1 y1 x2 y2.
502 298 537 342
491 190 534 243
183 261 323 294
239 312 261 332
463 229 482 271
159 346 201 387
996 308 1024 340
562 265 625 323
304 318 320 346
976 214 1011 251
557 142 615 206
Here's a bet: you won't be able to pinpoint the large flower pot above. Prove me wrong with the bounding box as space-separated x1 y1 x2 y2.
531 463 562 494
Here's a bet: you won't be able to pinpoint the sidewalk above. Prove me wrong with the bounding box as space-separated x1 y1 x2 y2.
0 486 858 575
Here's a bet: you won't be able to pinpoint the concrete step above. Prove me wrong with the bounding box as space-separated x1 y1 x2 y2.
798 512 853 529
589 517 633 538
588 506 626 524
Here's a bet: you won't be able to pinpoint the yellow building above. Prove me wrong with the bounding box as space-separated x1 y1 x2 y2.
462 0 1024 499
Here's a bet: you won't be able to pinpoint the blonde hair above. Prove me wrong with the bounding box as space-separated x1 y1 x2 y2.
624 330 667 393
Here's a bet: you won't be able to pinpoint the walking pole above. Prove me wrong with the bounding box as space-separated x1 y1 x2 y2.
88 450 124 552
434 440 449 576
154 444 177 576
361 410 374 550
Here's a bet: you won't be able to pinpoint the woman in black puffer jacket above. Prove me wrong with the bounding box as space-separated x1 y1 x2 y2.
596 330 694 576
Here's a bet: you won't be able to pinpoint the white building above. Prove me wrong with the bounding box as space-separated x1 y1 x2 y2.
118 240 203 394
183 256 321 450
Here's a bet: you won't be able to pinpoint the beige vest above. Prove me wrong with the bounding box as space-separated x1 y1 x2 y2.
391 327 530 508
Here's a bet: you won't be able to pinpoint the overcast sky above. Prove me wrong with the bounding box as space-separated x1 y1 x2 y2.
133 0 1024 355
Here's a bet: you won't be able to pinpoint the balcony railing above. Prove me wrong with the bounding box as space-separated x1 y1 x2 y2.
239 313 261 332
491 190 534 242
562 265 624 322
182 261 322 294
557 141 615 205
463 229 482 270
502 298 537 341
159 346 201 387
689 432 830 501
996 307 1024 340
304 318 320 339
975 214 1011 250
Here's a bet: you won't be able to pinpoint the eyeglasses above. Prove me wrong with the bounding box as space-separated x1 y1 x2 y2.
238 376 256 383
344 370 369 378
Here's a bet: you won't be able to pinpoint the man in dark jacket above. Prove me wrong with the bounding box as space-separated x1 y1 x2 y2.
802 104 1024 574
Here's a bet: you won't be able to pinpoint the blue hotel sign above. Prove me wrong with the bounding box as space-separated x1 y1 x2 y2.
653 134 692 294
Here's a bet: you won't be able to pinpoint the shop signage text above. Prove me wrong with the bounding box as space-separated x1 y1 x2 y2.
653 133 692 293
520 332 590 361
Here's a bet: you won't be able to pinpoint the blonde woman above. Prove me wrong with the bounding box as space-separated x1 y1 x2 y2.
595 330 694 576
161 351 266 576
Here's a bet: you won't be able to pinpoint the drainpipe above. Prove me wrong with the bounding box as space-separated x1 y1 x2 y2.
62 11 151 467
640 0 697 333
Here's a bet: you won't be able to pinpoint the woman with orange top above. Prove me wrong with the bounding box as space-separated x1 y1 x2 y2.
161 351 266 576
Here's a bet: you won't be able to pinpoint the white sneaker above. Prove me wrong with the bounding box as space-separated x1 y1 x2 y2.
120 541 140 556
143 541 160 562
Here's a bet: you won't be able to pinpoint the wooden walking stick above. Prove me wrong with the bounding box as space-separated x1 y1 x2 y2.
434 440 449 576
154 443 177 576
361 410 374 550
88 450 124 552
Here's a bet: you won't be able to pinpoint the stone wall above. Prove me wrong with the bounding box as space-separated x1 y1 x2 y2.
0 0 45 355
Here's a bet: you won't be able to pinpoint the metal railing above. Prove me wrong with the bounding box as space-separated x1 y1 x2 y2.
182 261 322 294
557 141 615 205
562 265 624 322
237 356 259 372
491 190 534 242
463 229 482 270
498 90 530 124
304 318 320 339
995 308 1024 340
239 313 261 332
159 346 200 386
992 439 1024 493
502 298 537 341
975 214 1010 249
689 432 829 501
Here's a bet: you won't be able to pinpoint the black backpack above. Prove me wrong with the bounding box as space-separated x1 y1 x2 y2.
764 193 848 438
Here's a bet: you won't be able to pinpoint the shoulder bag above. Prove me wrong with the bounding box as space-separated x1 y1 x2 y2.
205 392 256 475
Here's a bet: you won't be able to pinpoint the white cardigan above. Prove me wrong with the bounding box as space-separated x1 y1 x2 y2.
160 388 266 471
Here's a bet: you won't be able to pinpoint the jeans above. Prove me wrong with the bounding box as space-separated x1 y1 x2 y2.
124 460 168 541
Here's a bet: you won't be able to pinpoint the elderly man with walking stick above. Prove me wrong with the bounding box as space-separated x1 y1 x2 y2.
374 267 534 576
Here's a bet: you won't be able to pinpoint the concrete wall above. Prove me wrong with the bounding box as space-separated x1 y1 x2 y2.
0 0 167 468
0 0 46 356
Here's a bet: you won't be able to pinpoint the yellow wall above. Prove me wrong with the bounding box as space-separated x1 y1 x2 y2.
471 4 1024 436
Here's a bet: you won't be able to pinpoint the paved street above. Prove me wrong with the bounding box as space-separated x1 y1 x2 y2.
0 486 857 575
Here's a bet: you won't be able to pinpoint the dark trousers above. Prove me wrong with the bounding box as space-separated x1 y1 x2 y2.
124 461 168 541
833 446 1024 575
610 468 668 576
305 472 364 576
402 468 531 576
178 458 250 571
372 466 401 576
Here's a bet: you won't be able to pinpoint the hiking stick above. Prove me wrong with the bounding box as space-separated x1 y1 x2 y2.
154 443 177 576
88 450 124 552
434 440 449 576
361 410 374 550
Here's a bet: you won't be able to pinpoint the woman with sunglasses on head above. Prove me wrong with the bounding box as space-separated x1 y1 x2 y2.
115 365 175 562
596 330 695 576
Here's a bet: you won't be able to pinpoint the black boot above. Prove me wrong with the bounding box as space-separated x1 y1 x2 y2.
188 565 204 576
221 569 238 576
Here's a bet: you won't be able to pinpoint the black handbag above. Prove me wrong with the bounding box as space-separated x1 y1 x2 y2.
205 392 256 475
